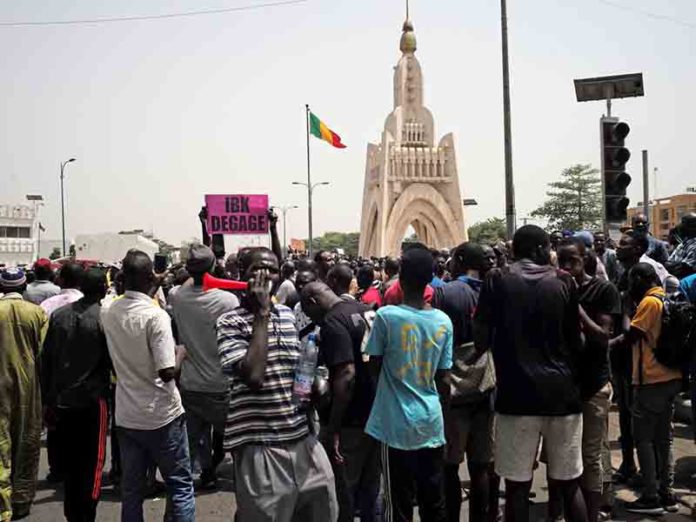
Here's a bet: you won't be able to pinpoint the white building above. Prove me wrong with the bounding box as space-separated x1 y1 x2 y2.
74 232 159 264
0 204 36 267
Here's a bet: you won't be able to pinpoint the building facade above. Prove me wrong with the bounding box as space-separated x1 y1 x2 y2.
0 204 36 267
626 193 696 240
358 15 466 257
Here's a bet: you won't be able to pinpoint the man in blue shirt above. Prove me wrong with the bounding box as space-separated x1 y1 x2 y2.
365 244 453 522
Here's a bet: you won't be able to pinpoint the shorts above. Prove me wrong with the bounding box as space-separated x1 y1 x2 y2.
444 399 494 465
494 413 583 482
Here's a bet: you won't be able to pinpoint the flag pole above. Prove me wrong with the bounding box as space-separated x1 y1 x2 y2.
305 104 314 257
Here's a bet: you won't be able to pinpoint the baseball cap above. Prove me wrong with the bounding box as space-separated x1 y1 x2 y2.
186 243 216 274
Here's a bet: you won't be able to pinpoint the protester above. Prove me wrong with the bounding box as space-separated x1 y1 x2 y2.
327 263 355 300
616 229 670 286
433 242 498 522
294 269 320 343
573 231 609 280
102 250 194 522
301 281 378 522
382 256 400 296
41 262 85 318
315 249 337 282
558 242 620 522
364 244 453 522
169 244 239 490
631 214 670 265
679 272 696 303
594 232 622 284
356 265 382 308
23 258 60 305
0 269 47 521
619 263 682 515
666 213 696 279
275 261 297 305
382 245 435 305
217 247 337 521
474 225 587 522
40 268 111 522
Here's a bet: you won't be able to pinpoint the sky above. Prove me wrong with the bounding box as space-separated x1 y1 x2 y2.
1 0 695 246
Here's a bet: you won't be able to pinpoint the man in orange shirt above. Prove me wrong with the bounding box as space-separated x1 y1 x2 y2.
623 263 682 516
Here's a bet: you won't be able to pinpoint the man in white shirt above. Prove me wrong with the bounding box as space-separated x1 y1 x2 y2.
102 250 194 522
41 262 84 318
23 258 60 305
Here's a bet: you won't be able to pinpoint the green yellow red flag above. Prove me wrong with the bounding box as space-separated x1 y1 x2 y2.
309 112 346 149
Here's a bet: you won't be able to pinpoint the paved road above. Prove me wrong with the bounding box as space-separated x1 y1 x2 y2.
28 408 696 520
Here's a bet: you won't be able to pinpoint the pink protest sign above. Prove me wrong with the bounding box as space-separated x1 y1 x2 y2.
205 194 269 235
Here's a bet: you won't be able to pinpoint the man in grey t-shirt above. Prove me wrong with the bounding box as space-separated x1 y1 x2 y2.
170 244 239 488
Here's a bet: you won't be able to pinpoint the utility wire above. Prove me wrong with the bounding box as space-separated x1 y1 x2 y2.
596 0 696 30
0 0 307 27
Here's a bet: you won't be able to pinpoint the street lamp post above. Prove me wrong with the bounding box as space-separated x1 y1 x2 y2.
275 205 299 254
292 181 330 257
60 158 76 256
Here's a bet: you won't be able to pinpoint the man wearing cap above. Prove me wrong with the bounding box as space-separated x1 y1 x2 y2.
169 243 240 489
573 231 609 281
0 268 49 521
23 258 60 305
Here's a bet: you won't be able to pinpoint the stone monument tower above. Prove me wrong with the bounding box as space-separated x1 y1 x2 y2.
358 14 467 257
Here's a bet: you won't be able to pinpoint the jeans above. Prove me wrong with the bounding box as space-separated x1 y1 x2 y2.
632 380 681 498
117 415 195 522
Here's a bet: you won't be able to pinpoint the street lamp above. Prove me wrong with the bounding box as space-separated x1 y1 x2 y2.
273 205 299 255
292 181 330 257
60 158 76 256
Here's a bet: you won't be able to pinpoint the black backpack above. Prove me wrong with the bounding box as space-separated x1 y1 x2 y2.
653 293 696 369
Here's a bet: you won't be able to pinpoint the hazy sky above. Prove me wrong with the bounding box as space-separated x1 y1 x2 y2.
2 0 695 246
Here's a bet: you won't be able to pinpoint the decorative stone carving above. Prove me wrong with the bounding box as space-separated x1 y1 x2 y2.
358 16 467 257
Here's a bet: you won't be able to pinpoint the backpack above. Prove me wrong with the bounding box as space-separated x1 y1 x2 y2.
653 293 696 369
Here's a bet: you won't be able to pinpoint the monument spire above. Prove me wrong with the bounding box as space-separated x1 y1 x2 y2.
400 0 416 54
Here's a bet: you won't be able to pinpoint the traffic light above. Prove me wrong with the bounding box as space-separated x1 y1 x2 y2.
601 118 631 222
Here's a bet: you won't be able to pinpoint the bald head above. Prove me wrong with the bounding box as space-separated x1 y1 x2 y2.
300 281 341 323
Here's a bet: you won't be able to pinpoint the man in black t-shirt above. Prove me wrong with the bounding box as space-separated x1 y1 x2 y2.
301 281 377 522
558 242 621 522
474 225 587 522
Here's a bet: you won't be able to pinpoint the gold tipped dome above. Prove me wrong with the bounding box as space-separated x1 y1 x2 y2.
400 19 416 53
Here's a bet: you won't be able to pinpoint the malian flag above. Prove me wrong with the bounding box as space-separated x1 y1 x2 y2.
309 112 346 149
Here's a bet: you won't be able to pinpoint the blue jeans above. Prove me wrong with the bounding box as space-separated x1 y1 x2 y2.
117 415 195 522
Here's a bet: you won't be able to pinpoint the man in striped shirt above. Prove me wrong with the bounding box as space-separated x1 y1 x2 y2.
217 247 337 522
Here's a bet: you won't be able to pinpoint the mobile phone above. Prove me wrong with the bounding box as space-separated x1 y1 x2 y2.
154 254 168 274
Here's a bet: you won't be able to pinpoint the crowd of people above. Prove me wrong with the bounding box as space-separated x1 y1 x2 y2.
1 209 695 522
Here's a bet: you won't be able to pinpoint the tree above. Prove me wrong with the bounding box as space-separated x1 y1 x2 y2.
531 164 602 231
308 232 360 257
467 217 506 245
49 247 61 260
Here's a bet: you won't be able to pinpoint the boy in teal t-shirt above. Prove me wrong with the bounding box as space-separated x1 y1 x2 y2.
364 245 452 522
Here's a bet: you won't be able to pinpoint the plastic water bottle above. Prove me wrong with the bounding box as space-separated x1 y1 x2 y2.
292 333 318 404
